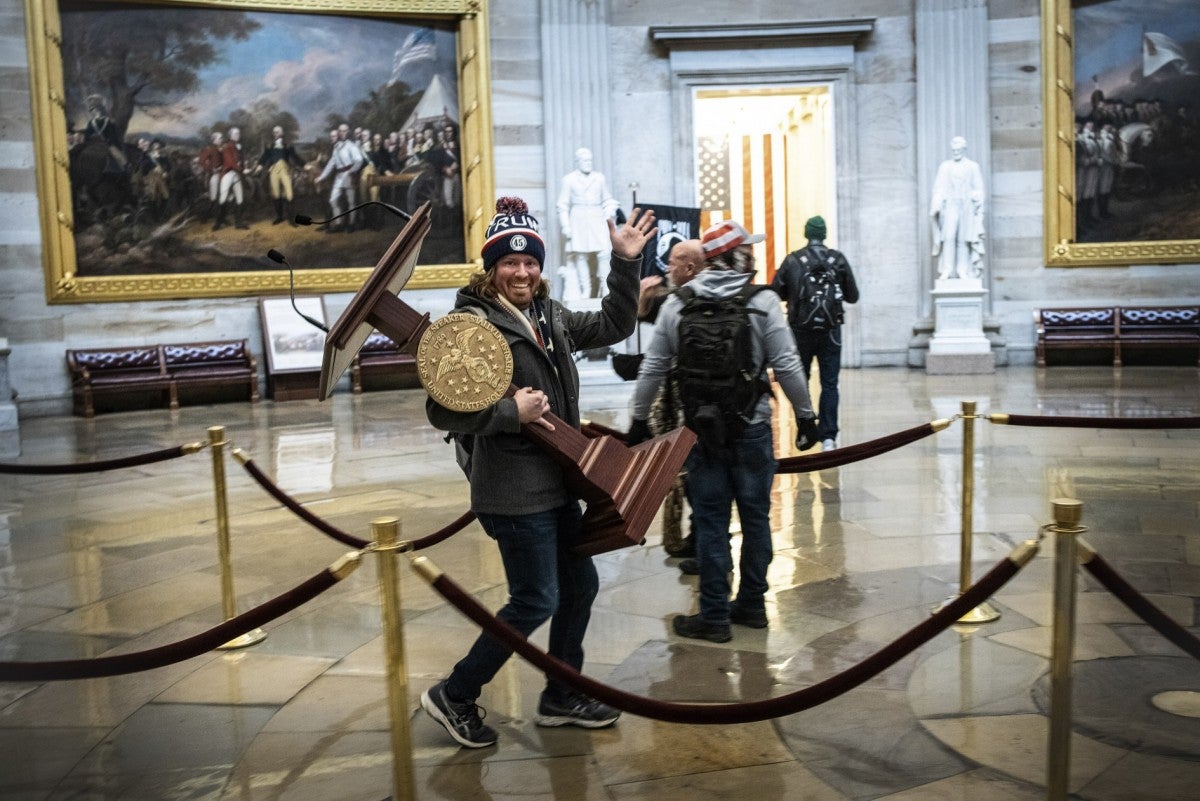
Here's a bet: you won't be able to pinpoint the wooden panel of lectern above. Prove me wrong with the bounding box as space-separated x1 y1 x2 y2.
319 203 696 556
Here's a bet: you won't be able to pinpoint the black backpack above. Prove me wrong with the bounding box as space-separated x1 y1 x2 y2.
784 246 845 333
674 283 770 452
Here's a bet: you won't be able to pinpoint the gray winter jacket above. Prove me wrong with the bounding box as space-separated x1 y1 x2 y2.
426 254 640 515
630 268 814 424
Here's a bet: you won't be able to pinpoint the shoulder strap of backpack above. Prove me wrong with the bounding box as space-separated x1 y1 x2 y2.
734 284 773 406
735 283 771 315
810 243 837 268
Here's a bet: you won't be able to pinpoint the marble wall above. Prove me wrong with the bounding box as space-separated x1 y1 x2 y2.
0 0 1195 417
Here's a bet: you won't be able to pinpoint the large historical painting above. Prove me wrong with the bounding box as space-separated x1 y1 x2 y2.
25 0 494 302
1042 0 1200 266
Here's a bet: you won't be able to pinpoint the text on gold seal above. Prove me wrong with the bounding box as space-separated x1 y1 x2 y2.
416 313 514 412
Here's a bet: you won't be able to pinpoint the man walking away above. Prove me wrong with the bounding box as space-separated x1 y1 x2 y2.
771 215 859 451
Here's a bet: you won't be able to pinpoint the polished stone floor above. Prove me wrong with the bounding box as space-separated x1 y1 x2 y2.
0 365 1197 800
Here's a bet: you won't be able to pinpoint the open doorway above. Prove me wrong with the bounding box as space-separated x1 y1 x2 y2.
693 85 836 282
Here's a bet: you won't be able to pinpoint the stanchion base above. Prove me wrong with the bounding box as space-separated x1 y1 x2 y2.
217 628 268 650
931 597 1001 624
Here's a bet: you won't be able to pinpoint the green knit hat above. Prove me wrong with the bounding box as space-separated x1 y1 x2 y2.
804 215 827 240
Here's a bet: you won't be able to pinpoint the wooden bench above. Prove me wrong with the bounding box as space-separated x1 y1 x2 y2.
67 339 259 417
1117 306 1200 366
1035 307 1117 367
67 345 172 418
163 339 260 406
1035 306 1199 367
350 332 421 393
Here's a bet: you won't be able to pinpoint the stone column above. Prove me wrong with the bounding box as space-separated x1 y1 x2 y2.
910 0 1001 368
540 0 616 302
0 338 19 456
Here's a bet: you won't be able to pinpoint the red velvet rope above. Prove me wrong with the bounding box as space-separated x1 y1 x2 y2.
1082 552 1200 661
586 419 939 474
407 511 477 550
238 455 475 551
0 566 342 682
776 422 938 473
0 444 196 475
238 456 368 548
425 553 1022 724
995 414 1200 429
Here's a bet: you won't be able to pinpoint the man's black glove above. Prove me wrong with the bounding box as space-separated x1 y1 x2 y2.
795 415 820 451
627 418 652 446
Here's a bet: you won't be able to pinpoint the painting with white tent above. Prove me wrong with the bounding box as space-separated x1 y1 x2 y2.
56 1 466 280
1071 0 1200 244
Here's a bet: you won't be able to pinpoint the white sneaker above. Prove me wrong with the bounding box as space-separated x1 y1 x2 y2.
821 438 837 450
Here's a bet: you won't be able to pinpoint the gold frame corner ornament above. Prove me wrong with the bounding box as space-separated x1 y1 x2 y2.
1040 0 1200 268
24 0 494 303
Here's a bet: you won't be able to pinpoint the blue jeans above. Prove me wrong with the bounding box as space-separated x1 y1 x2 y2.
445 502 598 701
794 327 842 441
685 422 778 624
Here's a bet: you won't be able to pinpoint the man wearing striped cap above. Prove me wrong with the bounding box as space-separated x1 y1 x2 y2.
628 218 818 643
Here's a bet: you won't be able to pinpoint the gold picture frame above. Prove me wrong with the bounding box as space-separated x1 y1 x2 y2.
1041 0 1200 267
24 0 493 303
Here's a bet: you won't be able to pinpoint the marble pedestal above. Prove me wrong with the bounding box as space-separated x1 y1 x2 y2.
926 280 995 375
0 339 19 456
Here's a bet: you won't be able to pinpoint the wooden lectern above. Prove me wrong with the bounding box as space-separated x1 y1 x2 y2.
319 203 696 556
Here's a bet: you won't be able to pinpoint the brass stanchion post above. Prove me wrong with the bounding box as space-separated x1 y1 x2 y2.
934 401 1000 622
209 426 266 650
1047 498 1084 801
373 518 416 801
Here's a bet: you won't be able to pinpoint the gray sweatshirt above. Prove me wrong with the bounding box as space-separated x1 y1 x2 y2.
631 267 814 424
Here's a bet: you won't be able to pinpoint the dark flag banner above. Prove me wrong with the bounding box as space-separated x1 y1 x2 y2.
638 203 702 278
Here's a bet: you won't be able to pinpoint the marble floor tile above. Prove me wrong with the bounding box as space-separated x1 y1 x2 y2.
155 652 336 705
873 768 1044 801
606 759 850 800
0 367 1197 799
1080 750 1200 801
921 713 1132 792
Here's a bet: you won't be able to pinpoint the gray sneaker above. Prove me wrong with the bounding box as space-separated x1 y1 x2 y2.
535 689 620 728
420 679 498 748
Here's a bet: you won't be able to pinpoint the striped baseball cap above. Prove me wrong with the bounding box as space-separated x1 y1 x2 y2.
700 219 765 258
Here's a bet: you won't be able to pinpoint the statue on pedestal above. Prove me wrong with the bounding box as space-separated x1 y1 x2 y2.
556 147 620 299
930 136 986 281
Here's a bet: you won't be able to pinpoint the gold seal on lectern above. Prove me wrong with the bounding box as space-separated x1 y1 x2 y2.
416 313 514 412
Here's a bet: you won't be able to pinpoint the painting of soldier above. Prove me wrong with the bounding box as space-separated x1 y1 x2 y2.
1072 1 1200 244
56 2 467 278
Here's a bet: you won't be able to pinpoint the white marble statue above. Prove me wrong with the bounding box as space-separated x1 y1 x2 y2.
556 147 620 299
930 136 986 281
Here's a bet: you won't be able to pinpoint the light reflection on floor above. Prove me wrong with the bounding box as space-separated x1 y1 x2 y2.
0 365 1197 800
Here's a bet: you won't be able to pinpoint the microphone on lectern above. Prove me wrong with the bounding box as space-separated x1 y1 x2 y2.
294 200 412 227
266 249 330 333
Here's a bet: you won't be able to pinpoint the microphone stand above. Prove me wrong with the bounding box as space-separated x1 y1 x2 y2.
294 200 411 229
267 201 413 333
265 249 329 333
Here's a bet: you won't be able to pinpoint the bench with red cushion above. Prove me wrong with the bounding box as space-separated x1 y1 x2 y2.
66 345 172 418
350 331 420 393
163 339 259 405
67 339 259 417
1036 306 1199 367
1116 306 1200 366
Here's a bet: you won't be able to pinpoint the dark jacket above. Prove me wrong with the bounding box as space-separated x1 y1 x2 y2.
771 240 859 336
426 253 640 515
